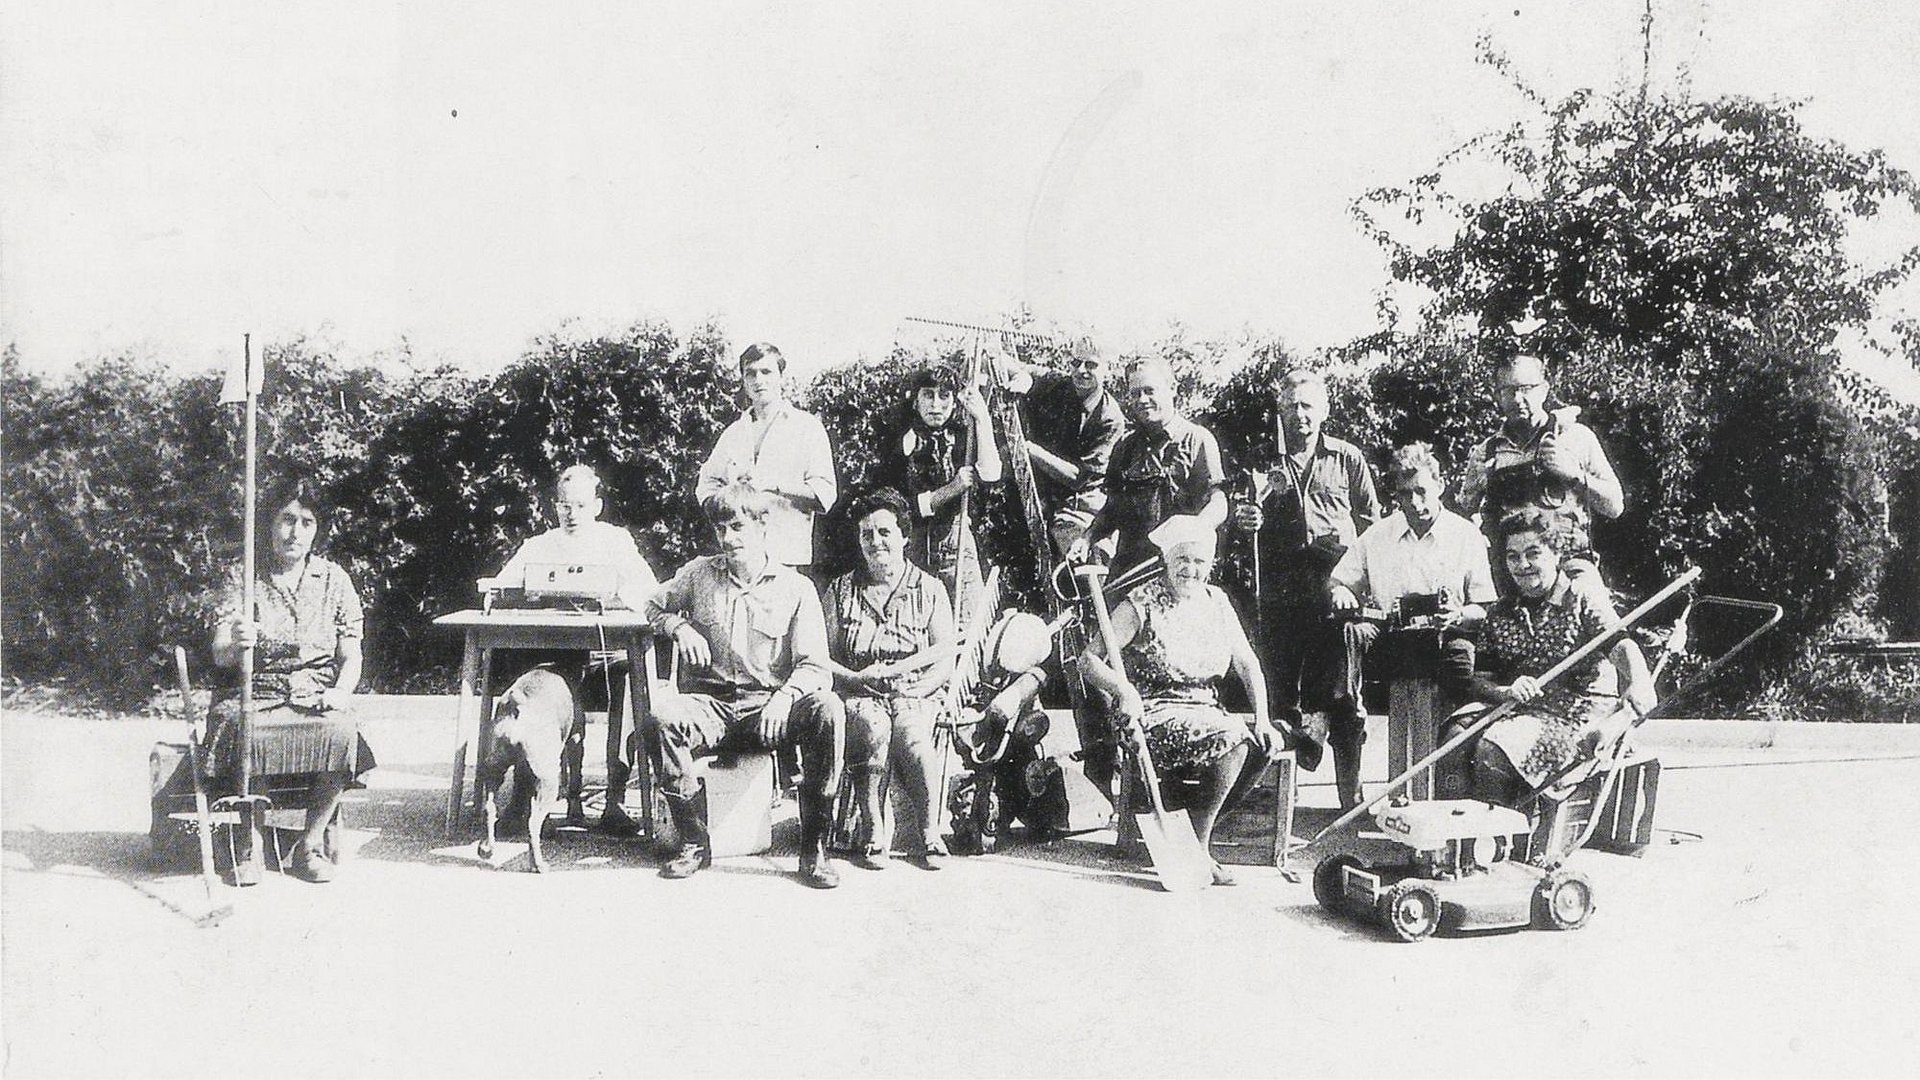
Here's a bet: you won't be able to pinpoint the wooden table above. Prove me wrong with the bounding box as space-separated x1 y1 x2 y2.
433 609 655 838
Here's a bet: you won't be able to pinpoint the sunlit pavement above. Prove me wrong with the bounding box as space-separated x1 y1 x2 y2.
5 705 1918 1079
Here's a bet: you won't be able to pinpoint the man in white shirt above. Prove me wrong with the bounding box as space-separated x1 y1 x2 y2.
696 342 839 570
488 464 659 830
494 465 659 611
1323 442 1497 806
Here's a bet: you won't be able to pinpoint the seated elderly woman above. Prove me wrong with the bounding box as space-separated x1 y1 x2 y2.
1443 507 1655 809
208 476 376 885
823 487 959 870
1079 515 1288 886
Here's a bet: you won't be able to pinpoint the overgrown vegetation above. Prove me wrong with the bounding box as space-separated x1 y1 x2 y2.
6 33 1919 717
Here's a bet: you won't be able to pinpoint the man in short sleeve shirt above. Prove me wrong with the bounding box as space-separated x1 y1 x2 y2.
1072 356 1226 575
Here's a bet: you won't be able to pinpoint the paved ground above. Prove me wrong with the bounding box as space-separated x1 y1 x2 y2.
5 708 1920 1079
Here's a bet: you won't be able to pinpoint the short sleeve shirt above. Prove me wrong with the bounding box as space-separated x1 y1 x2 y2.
496 521 660 611
1101 415 1225 571
1330 508 1498 609
1026 372 1127 507
823 563 954 700
216 556 362 706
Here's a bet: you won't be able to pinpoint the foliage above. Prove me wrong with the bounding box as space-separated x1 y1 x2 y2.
0 344 423 703
335 321 737 689
1350 40 1920 684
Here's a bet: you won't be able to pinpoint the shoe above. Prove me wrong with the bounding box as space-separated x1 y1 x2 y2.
660 844 707 880
911 844 947 872
795 786 841 890
659 788 712 879
1211 860 1237 887
597 804 641 836
291 844 335 884
851 844 889 871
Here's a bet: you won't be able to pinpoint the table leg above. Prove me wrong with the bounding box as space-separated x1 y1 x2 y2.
471 649 496 823
445 635 481 838
625 637 655 839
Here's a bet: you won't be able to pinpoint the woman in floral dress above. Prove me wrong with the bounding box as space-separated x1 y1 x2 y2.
1450 508 1654 806
1080 515 1289 885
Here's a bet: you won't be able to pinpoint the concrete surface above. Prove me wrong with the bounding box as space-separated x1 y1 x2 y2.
5 705 1920 1078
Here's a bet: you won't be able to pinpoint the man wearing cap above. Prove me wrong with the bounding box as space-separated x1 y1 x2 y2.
1068 356 1227 575
1325 443 1497 796
1456 353 1623 587
697 342 839 571
1230 369 1380 807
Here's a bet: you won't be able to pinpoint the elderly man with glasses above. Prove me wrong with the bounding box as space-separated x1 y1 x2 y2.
1456 354 1624 589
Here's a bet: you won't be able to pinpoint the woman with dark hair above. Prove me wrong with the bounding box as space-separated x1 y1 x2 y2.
1444 507 1653 808
208 475 375 884
822 487 958 870
875 362 1002 627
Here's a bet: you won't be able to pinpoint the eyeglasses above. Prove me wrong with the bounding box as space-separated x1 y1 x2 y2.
1495 381 1546 393
1069 359 1103 370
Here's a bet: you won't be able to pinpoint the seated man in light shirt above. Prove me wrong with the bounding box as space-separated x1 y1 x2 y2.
1322 442 1497 801
491 464 659 610
697 341 838 571
485 464 660 830
645 482 847 888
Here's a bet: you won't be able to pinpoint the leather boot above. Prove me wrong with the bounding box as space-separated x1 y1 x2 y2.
796 786 840 890
659 787 711 879
1332 732 1365 811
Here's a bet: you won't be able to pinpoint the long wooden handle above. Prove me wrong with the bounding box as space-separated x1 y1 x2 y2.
1076 565 1174 819
1303 565 1703 847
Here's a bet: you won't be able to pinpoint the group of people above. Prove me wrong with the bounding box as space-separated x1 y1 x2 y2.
205 337 1654 891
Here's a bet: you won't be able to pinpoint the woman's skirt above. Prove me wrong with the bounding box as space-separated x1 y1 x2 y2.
1141 699 1245 773
1479 689 1613 788
205 696 376 781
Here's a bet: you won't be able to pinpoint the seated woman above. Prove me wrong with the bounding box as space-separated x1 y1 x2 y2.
822 488 958 870
1078 515 1288 886
208 476 376 884
1445 508 1655 810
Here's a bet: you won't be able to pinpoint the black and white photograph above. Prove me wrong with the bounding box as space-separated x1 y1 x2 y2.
4 2 1918 1077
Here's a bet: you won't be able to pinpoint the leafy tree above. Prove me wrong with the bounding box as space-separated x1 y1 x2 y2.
1349 33 1920 683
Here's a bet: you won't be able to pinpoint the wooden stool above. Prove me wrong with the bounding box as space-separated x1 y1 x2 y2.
1116 745 1297 871
648 751 777 858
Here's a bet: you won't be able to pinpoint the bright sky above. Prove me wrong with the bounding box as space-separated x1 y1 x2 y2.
4 1 1918 391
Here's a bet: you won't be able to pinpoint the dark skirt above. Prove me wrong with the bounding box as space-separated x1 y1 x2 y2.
206 697 376 780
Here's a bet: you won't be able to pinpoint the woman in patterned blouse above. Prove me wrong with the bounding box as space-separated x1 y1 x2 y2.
1079 515 1289 886
1451 508 1654 807
822 487 958 870
209 475 375 884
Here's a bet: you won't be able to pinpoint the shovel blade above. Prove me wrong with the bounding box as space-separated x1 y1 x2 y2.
1134 808 1213 892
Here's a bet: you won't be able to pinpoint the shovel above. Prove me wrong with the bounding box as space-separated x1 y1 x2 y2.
1076 565 1213 893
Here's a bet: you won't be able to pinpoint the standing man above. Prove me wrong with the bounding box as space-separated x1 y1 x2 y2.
1231 369 1380 807
1456 353 1623 584
1069 356 1227 575
698 342 839 571
1006 340 1129 556
645 483 846 888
